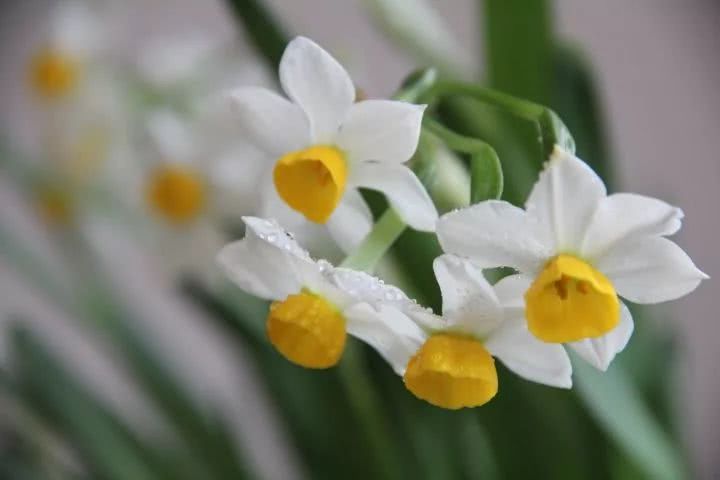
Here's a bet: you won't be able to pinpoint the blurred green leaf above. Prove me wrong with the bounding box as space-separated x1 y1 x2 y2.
574 358 686 480
8 326 161 480
85 299 253 480
484 0 553 104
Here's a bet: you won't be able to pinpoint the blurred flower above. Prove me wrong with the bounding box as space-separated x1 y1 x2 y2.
229 36 437 253
134 34 270 114
437 146 707 370
345 254 571 409
28 0 105 100
27 74 134 230
217 216 426 368
33 180 75 227
362 0 477 78
131 109 263 282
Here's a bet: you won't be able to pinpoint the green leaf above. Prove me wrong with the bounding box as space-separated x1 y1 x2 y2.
484 0 553 104
91 303 253 480
8 326 161 480
573 358 686 480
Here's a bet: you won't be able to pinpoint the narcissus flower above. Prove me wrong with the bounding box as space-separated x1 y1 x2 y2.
217 216 427 368
131 109 264 282
28 1 104 99
346 254 571 409
229 36 437 252
437 146 707 370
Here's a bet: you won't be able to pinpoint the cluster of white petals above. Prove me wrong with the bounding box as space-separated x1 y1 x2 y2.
229 37 437 253
216 37 706 408
437 146 707 370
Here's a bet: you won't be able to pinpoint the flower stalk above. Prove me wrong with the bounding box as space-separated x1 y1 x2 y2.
339 207 406 272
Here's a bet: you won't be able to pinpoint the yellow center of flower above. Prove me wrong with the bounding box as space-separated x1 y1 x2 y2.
403 334 498 409
145 165 206 224
267 290 347 369
35 185 73 226
273 145 347 223
525 254 620 343
29 48 80 99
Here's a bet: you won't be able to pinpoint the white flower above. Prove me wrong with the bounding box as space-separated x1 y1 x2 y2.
135 35 271 114
339 254 571 409
216 216 426 368
29 0 106 99
437 146 707 371
228 36 438 253
130 109 265 283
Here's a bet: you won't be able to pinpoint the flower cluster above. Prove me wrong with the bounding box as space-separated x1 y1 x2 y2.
17 1 706 410
217 37 706 409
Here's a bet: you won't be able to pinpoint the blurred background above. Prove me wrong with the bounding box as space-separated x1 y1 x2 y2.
0 0 718 479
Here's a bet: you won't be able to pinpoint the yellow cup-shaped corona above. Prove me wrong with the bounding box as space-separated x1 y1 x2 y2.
525 254 620 343
404 334 498 409
273 146 347 223
267 290 347 369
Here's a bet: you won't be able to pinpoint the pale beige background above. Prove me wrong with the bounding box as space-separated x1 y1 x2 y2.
1 0 719 478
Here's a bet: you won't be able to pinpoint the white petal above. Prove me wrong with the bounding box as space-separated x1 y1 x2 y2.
326 190 373 253
52 0 102 56
145 109 194 162
581 193 684 259
329 266 443 331
432 254 501 336
330 267 412 308
350 163 437 231
279 36 354 143
569 302 634 371
209 143 268 218
216 217 316 301
436 201 551 273
336 100 425 163
344 303 426 375
485 319 572 389
137 36 217 88
228 87 310 156
597 236 707 304
525 146 606 251
492 274 532 315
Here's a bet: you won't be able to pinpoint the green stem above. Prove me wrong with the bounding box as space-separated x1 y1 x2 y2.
422 81 575 158
339 208 405 272
423 117 503 202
